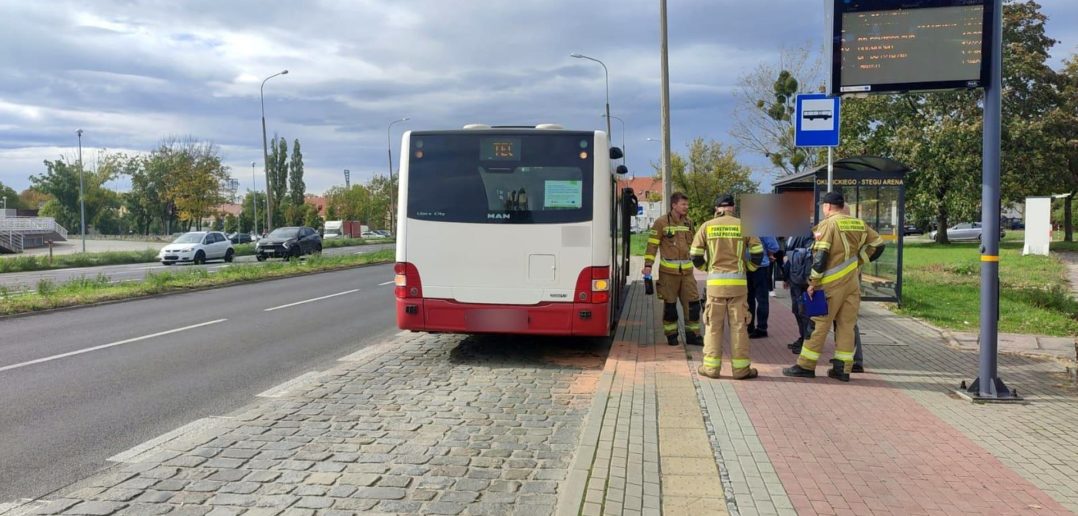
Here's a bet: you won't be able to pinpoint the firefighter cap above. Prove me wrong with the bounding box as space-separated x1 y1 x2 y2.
714 194 735 207
820 191 845 207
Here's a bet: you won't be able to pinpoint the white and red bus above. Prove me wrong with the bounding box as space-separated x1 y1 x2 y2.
394 124 631 337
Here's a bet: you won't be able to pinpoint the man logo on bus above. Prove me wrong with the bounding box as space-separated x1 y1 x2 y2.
488 213 511 220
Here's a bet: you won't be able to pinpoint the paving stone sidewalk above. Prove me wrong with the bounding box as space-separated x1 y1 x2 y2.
4 332 608 516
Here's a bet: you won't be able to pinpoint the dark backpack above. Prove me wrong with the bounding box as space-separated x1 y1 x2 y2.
786 247 814 287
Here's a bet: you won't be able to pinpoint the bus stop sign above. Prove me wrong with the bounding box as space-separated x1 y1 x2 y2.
795 94 841 147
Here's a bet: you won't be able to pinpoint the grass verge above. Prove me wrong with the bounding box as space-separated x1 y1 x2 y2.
0 239 393 274
630 233 648 256
896 241 1078 337
0 249 395 316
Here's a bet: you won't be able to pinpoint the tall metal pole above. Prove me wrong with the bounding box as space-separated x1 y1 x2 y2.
387 117 409 231
570 54 612 148
260 70 288 234
250 161 258 237
76 129 85 253
659 0 672 213
827 147 834 192
604 114 627 166
967 0 1015 400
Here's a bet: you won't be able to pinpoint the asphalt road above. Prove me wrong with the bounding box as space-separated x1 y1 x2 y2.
0 263 398 503
0 243 394 293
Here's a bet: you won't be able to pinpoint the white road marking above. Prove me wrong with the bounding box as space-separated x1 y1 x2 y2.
378 280 395 286
263 289 359 312
0 319 228 374
354 251 369 255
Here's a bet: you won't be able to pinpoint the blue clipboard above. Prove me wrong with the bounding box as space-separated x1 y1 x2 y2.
802 291 828 317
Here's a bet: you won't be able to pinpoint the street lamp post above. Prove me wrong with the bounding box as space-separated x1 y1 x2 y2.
76 129 85 253
250 161 258 237
260 69 288 233
387 117 409 230
571 53 612 145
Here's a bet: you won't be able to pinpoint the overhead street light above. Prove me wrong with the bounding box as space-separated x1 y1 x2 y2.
260 69 288 233
570 53 612 146
603 113 626 161
387 117 409 230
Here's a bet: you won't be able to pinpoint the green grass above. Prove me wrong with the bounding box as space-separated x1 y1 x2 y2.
896 241 1078 337
630 233 648 256
0 238 394 274
0 249 395 316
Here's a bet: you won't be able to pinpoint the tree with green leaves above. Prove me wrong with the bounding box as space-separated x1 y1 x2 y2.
268 136 289 226
143 138 230 232
1046 54 1077 240
238 191 267 234
659 139 758 224
31 156 120 233
288 139 305 225
731 46 825 176
0 181 17 211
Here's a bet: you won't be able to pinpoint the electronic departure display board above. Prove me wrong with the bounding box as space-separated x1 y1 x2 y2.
831 0 992 95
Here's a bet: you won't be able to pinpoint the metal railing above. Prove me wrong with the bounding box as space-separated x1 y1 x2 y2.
0 230 24 253
0 216 68 240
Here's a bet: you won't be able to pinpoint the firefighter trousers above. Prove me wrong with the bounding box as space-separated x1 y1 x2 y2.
656 272 701 338
699 294 753 379
796 279 861 374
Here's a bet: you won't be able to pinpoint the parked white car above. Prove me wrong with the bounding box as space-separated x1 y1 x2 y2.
158 231 235 265
928 222 1005 242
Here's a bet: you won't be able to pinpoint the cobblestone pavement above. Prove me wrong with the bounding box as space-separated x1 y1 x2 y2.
7 332 607 516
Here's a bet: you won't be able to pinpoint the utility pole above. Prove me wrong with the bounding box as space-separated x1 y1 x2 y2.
250 161 258 236
77 129 86 253
260 70 288 233
659 0 672 214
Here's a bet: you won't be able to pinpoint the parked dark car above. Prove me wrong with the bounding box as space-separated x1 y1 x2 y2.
255 226 322 261
903 224 924 236
227 232 254 244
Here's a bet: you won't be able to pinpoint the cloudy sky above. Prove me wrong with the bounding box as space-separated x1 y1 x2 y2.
1 0 1075 196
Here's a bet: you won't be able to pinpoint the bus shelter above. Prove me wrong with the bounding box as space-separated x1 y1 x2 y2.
773 156 908 303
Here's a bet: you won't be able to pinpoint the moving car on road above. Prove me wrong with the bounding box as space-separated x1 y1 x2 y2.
227 232 254 244
255 226 322 261
158 231 235 265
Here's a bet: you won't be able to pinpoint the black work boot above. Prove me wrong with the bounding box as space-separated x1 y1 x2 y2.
786 338 803 351
782 364 815 378
828 359 851 382
686 333 703 346
666 334 680 346
851 364 865 373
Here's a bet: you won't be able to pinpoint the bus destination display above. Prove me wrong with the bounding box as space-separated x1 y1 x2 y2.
480 137 521 161
834 2 989 94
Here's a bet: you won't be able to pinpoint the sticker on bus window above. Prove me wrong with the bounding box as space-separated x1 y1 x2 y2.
544 180 582 209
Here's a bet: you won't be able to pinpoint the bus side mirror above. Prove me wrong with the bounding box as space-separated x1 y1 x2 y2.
615 165 629 175
609 147 624 160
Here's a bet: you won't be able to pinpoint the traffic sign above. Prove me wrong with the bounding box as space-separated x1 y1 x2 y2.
795 94 841 147
636 205 644 216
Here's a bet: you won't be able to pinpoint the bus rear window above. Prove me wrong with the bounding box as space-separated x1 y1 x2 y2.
406 132 594 224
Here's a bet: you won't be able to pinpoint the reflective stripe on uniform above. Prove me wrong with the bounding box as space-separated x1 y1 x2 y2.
813 241 832 251
749 244 764 254
834 350 855 363
690 246 705 257
686 322 700 332
707 271 747 287
703 356 722 368
820 256 859 285
644 254 656 262
660 259 695 271
647 238 661 245
799 347 821 361
663 323 679 332
732 358 751 369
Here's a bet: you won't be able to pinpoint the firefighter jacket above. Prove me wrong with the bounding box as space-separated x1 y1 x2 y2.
644 212 696 276
689 213 764 297
809 212 885 293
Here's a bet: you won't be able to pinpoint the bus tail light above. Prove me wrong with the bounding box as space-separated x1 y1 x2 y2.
575 266 610 304
394 262 423 299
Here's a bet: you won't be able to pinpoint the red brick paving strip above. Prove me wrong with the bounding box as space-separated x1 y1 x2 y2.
732 308 1070 515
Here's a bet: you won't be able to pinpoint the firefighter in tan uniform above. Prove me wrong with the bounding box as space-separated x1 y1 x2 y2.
642 192 702 346
783 192 886 382
690 194 764 379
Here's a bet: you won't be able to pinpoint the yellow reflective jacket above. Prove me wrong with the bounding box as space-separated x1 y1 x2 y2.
809 212 884 293
690 212 764 297
644 212 696 276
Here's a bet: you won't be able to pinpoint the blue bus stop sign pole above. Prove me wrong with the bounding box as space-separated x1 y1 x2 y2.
962 0 1018 402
